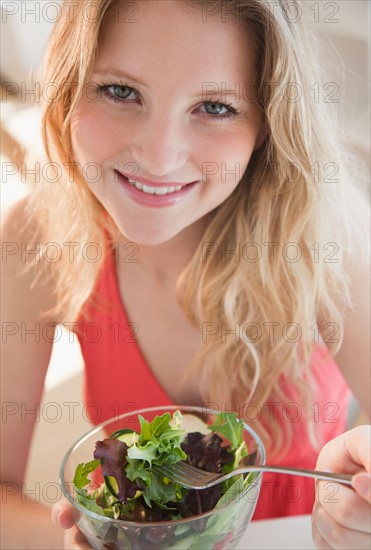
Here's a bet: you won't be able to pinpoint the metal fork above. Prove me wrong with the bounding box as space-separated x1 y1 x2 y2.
156 461 353 489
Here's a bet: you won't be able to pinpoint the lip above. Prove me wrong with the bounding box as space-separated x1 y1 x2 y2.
115 170 199 208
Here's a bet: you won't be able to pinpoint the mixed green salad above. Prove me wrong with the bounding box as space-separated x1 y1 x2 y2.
73 410 256 548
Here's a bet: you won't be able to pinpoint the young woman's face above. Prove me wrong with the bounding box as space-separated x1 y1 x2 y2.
71 0 264 245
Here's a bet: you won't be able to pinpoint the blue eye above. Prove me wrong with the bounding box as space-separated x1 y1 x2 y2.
200 101 238 119
203 102 228 115
100 84 139 102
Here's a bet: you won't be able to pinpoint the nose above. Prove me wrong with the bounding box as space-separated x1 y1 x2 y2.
128 111 189 178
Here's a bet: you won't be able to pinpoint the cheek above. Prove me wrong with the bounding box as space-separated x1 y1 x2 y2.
200 127 257 189
70 102 126 164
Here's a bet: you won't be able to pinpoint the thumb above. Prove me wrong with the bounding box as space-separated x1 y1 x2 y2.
51 497 76 529
352 472 371 504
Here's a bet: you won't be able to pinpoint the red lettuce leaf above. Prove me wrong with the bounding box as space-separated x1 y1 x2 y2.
178 432 234 517
94 438 140 502
181 432 233 473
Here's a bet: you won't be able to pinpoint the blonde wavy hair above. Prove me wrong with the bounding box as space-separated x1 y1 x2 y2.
26 0 362 457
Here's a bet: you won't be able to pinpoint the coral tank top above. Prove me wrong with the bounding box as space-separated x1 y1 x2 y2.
76 251 351 520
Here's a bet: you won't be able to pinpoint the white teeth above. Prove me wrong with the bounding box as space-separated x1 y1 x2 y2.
154 187 169 196
126 178 183 195
127 179 144 190
142 184 155 194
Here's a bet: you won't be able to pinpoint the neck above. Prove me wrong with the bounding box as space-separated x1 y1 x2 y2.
117 214 213 284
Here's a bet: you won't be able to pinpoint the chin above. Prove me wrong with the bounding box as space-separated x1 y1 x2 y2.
113 219 183 246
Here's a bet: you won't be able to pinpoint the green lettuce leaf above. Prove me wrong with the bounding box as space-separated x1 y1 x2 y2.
125 411 187 506
208 412 246 451
73 459 100 489
72 459 105 516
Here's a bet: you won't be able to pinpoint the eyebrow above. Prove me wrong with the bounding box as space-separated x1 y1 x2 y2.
193 89 243 99
92 68 245 100
92 69 149 88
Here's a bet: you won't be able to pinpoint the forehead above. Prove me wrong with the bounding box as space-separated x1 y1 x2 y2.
96 0 256 86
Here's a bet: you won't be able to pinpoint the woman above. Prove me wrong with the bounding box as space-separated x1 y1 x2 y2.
2 0 370 548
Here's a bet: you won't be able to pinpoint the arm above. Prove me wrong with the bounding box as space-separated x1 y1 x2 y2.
1 198 64 549
332 188 371 419
312 188 371 549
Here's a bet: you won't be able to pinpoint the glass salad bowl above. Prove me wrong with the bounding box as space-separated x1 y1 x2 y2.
60 405 266 549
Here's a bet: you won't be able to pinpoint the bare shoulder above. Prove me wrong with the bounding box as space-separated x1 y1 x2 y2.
340 186 370 309
2 195 37 254
340 186 370 262
1 195 58 319
2 195 39 243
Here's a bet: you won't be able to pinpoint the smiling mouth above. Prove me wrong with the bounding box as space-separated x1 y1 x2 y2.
126 178 184 196
115 170 196 196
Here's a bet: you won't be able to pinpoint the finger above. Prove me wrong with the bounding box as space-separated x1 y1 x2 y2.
312 505 332 549
64 525 93 550
312 527 332 549
352 473 371 504
316 426 371 474
51 498 75 529
315 503 371 549
317 480 371 533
